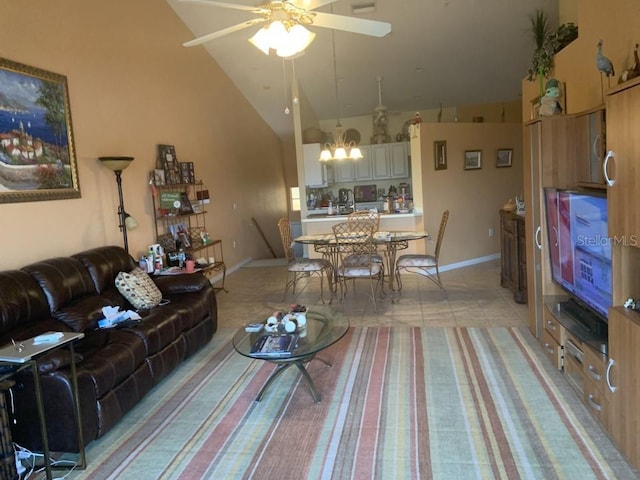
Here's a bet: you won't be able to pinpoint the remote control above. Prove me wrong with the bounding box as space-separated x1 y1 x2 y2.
33 332 64 345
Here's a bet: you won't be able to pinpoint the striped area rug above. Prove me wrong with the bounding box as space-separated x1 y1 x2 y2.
70 327 636 480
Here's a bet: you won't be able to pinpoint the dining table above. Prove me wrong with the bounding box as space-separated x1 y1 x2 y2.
294 230 429 294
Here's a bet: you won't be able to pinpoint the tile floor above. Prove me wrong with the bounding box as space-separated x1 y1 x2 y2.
215 259 529 330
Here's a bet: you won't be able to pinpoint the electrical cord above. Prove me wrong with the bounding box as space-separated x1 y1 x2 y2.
14 442 77 480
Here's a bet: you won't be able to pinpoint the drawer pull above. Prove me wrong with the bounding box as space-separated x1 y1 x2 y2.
587 393 602 412
544 343 554 355
588 365 602 382
545 320 556 331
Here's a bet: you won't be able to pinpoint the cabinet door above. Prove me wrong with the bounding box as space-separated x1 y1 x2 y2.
371 144 389 179
335 160 355 182
608 307 640 469
303 143 327 187
354 146 372 180
389 142 410 178
607 81 640 239
576 108 606 187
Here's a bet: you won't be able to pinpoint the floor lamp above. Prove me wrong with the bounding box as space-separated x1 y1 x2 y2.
99 156 137 253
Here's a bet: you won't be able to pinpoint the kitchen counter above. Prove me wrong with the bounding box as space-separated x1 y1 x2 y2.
304 211 420 222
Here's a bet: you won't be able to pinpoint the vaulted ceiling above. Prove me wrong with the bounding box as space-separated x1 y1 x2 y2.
167 0 559 140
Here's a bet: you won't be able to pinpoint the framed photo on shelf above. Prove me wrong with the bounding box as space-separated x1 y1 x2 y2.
179 192 193 214
158 144 180 184
180 162 195 184
0 57 80 204
496 148 513 168
153 169 165 186
434 140 447 170
464 150 482 170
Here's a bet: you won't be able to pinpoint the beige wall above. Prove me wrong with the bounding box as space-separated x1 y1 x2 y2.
420 123 524 266
0 0 287 270
523 0 640 117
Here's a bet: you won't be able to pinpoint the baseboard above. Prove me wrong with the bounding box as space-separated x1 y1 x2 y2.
207 257 252 286
438 253 500 272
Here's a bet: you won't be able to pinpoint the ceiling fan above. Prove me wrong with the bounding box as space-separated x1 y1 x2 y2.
180 0 392 53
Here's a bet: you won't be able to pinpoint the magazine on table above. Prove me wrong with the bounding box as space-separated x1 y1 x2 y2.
250 334 299 357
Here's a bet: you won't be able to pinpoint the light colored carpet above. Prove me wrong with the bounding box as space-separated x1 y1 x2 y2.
68 326 637 479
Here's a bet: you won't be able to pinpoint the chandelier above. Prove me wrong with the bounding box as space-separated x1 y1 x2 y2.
248 2 316 58
319 29 362 161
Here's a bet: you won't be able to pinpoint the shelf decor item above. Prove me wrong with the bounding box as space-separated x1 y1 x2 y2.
0 58 80 203
158 144 180 184
464 150 482 170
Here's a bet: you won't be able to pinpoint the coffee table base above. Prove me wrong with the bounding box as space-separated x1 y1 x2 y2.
255 356 331 403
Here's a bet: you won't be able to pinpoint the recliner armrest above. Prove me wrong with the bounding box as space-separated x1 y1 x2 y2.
153 273 211 295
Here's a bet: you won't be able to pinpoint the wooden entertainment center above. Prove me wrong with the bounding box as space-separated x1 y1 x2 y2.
524 76 640 470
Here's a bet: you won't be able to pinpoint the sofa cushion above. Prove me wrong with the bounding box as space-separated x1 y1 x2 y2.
22 257 97 312
0 270 51 332
55 295 116 332
115 268 162 310
73 246 137 294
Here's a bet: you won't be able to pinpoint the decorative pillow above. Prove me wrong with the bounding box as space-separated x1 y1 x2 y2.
115 267 162 310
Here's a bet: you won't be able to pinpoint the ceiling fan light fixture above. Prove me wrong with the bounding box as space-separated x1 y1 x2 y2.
249 20 315 58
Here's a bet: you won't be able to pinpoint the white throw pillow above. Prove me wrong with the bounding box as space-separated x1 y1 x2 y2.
115 267 162 310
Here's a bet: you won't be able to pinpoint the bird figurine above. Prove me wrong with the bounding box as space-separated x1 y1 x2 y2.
597 39 615 77
412 112 422 124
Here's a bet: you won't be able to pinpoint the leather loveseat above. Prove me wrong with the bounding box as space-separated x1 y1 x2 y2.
0 245 217 453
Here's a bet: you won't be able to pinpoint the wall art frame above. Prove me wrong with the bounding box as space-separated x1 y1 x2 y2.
496 148 513 168
434 140 447 170
0 58 80 203
464 150 482 170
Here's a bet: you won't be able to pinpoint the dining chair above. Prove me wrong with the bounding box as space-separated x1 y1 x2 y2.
277 218 333 303
394 210 449 293
332 220 385 312
347 210 384 264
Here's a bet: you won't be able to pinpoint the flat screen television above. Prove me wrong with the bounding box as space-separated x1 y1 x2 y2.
543 188 612 324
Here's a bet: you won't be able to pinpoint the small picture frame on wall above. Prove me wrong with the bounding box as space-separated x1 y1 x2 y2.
496 148 513 168
434 140 447 170
464 150 482 170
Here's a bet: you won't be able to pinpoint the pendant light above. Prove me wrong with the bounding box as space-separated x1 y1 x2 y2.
319 28 362 162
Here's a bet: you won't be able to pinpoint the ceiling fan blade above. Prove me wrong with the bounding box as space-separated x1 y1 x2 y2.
289 0 338 11
178 0 266 13
183 19 266 47
312 12 391 37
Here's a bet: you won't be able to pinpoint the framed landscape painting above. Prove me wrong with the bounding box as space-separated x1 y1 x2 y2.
464 150 482 170
0 58 80 203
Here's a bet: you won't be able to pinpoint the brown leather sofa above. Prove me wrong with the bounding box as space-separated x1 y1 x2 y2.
0 245 217 453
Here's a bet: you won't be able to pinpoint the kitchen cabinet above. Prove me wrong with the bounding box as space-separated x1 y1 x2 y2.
607 307 640 468
334 159 355 182
354 145 372 180
303 143 330 187
575 106 606 188
371 142 410 179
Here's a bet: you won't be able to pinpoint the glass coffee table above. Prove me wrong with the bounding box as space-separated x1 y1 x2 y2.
232 309 348 403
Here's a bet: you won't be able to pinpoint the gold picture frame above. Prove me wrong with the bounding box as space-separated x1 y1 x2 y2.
0 58 80 203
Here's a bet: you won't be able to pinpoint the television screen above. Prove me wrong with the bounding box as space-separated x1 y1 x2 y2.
544 188 612 319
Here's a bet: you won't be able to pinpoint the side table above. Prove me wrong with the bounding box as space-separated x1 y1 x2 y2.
0 332 85 479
